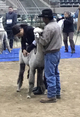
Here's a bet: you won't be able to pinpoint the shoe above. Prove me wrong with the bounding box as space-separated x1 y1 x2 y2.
33 87 43 95
32 87 39 92
40 97 56 103
10 48 13 51
71 50 75 54
4 48 6 50
64 50 68 52
56 95 61 99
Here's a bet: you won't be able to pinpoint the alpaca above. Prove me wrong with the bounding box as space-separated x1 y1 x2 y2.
17 27 45 98
0 17 10 53
57 19 64 31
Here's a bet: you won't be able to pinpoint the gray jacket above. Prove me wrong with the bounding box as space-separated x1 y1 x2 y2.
39 21 62 53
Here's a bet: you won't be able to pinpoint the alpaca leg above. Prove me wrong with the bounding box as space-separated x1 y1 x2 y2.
27 68 30 79
0 33 4 54
35 68 45 94
33 68 45 95
27 68 35 98
17 63 25 92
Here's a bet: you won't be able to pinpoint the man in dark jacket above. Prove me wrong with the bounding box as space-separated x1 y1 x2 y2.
5 6 17 50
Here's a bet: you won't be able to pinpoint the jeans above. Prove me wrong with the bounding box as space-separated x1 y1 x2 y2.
44 50 61 98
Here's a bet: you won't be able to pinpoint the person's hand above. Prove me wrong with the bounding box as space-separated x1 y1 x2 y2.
23 49 29 57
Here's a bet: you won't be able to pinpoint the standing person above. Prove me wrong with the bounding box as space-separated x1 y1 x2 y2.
63 11 75 53
5 6 17 50
35 9 62 103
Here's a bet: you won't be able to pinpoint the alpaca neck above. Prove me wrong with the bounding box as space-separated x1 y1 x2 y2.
37 43 43 54
0 22 4 29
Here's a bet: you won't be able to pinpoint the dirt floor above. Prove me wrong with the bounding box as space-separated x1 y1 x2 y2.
0 58 80 117
0 35 80 117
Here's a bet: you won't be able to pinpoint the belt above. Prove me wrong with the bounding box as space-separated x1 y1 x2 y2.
45 49 60 54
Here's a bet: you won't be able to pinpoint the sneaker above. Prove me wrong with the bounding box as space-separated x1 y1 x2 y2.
33 87 43 95
71 50 75 54
10 48 13 51
64 50 68 52
32 87 38 92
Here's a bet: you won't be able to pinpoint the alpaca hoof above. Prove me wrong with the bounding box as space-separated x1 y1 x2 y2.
44 90 47 95
27 95 31 99
16 84 20 92
16 88 20 92
0 52 2 54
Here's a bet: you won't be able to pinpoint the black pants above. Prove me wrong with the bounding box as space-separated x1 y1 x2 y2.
7 30 14 49
3 38 6 50
63 32 75 51
44 75 47 89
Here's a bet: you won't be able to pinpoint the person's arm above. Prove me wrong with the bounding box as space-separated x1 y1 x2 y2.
26 28 36 52
38 27 54 47
27 41 36 52
13 13 17 25
21 37 26 52
64 17 73 24
57 17 64 22
21 37 29 57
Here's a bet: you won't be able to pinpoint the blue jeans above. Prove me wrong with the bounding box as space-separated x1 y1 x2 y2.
44 51 61 98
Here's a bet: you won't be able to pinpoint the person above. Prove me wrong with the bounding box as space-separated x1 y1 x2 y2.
35 9 62 103
12 24 37 56
12 24 44 94
4 6 17 50
63 11 75 53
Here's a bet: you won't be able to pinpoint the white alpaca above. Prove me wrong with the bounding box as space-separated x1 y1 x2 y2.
0 17 10 53
57 19 64 31
17 27 45 98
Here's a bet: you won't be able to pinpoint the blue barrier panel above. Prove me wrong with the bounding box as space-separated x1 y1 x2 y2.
0 46 80 62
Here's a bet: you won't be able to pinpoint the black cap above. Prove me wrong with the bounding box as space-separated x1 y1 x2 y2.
38 9 53 18
12 25 20 35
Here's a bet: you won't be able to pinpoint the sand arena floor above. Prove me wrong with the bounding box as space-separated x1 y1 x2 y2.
0 35 80 117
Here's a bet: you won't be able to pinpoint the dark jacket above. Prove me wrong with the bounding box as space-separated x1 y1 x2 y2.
20 24 36 52
5 12 17 30
63 16 74 33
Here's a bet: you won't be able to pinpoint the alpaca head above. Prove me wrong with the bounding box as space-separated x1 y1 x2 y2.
34 27 43 35
33 27 43 43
